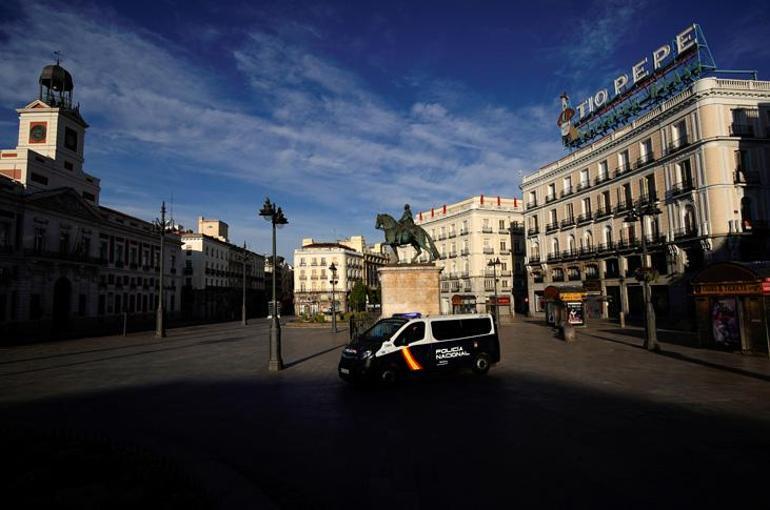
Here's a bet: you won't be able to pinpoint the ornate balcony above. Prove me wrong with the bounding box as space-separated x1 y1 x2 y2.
560 217 576 229
545 222 559 233
576 212 593 224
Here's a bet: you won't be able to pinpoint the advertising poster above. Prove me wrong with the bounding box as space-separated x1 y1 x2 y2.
711 298 740 347
566 302 584 326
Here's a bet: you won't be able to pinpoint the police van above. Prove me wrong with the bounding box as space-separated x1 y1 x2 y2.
338 313 500 384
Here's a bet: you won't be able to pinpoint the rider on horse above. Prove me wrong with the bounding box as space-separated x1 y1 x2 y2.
398 204 415 244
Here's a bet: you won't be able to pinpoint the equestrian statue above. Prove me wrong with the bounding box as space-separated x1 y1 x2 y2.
375 204 441 263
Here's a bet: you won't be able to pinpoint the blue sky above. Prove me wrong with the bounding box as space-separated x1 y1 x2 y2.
1 0 769 258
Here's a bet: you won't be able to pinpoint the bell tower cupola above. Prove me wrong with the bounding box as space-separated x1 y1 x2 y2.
39 54 75 109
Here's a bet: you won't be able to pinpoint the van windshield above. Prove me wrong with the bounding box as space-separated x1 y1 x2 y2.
356 318 408 344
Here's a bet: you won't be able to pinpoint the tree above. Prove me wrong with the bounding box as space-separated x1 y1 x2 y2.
350 281 367 312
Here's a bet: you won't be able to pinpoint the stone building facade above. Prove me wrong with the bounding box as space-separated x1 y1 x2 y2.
522 77 770 327
0 62 183 341
180 218 266 321
400 195 525 316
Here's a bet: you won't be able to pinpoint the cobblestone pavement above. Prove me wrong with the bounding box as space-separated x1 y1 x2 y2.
1 319 769 509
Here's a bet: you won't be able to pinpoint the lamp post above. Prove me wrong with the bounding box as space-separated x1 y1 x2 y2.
241 241 248 326
259 197 288 372
624 204 661 351
153 201 172 338
487 257 502 326
329 262 339 333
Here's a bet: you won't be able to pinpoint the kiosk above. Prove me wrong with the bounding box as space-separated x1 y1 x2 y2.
692 262 770 356
543 286 587 327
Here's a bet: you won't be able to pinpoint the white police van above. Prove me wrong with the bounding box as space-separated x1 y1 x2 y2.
338 313 500 385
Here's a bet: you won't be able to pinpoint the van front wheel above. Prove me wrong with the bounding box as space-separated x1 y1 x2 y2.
378 366 399 386
472 353 491 375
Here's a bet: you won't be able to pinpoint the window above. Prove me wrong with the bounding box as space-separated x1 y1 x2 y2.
582 197 591 215
82 191 95 201
599 160 608 179
640 138 653 163
604 226 613 244
34 228 46 253
565 203 574 220
499 219 505 231
563 176 572 192
64 127 78 151
395 322 426 345
0 222 10 248
431 318 492 340
30 172 48 185
580 168 589 185
64 161 74 171
672 120 687 146
618 150 629 171
547 183 556 199
500 240 507 251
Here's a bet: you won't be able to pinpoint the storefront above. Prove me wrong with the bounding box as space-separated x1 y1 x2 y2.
692 262 770 356
543 286 586 327
452 294 477 314
486 295 512 320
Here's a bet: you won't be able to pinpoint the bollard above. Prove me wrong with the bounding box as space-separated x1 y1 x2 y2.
619 311 625 328
122 312 128 336
562 322 576 343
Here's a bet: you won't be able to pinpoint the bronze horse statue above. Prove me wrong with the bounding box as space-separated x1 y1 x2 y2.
375 213 441 263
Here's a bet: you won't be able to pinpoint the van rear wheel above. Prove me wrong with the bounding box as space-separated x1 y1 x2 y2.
472 353 491 375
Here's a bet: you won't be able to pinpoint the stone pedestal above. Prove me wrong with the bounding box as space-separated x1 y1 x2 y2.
378 264 442 317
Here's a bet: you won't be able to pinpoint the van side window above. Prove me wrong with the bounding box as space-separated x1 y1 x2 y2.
395 322 425 345
431 318 492 340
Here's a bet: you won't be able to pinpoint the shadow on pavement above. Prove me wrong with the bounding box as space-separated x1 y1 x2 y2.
582 331 770 383
283 343 347 369
2 370 768 509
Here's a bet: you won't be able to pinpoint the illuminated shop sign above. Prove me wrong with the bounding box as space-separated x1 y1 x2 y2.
557 24 716 148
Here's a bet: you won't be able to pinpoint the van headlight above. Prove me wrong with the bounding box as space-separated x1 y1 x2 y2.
359 350 373 359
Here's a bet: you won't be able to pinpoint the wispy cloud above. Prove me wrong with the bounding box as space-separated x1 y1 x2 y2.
0 1 559 256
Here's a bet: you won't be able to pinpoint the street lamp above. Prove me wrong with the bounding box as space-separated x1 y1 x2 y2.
329 262 339 333
153 201 172 338
259 197 288 372
624 203 661 351
241 241 248 326
487 257 502 326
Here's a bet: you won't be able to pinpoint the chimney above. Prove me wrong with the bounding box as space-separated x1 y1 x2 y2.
480 194 484 205
497 196 501 206
443 204 446 214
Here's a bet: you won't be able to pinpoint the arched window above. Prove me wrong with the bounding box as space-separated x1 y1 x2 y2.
551 238 560 256
531 242 540 259
568 235 576 254
584 231 593 249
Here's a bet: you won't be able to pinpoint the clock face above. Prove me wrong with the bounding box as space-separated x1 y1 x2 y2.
29 123 47 143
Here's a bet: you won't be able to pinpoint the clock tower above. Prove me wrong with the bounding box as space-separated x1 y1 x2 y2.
0 59 100 202
17 60 88 169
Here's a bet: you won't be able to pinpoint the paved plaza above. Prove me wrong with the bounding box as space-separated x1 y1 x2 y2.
1 319 769 508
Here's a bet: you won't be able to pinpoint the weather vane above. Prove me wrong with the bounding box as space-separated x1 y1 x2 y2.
53 50 63 65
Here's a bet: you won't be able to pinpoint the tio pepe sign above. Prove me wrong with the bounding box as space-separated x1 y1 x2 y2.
558 24 711 148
